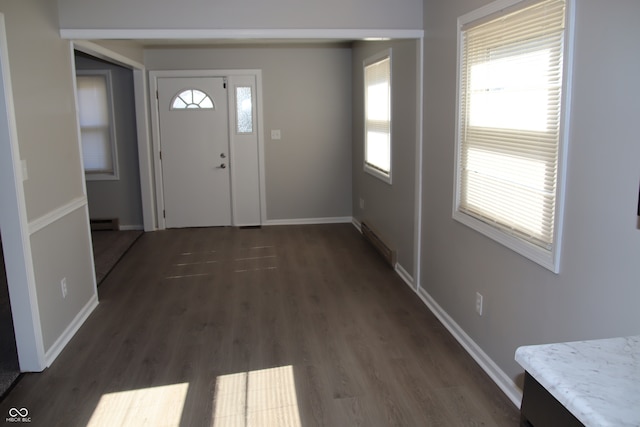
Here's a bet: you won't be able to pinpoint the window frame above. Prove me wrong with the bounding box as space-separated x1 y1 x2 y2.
452 0 574 273
76 69 119 181
363 49 392 184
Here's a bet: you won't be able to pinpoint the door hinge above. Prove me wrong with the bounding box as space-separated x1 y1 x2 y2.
223 78 227 89
159 151 162 160
163 209 166 218
156 90 159 100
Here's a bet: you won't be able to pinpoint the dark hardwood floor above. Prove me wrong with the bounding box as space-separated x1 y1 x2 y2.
0 224 519 426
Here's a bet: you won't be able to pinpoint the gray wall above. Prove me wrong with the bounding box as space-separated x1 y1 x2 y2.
94 40 145 65
352 39 418 274
145 45 353 221
421 0 640 386
75 52 143 229
30 208 96 351
3 1 83 220
57 0 422 31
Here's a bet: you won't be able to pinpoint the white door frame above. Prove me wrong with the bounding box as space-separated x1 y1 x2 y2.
149 69 266 229
0 14 46 371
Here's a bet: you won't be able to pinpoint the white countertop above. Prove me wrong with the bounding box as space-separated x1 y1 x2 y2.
515 335 640 427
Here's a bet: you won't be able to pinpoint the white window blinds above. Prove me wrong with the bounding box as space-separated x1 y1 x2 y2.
364 54 391 179
76 72 116 176
457 0 566 251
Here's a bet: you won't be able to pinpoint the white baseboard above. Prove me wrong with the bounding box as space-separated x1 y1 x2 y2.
395 263 415 291
352 217 362 232
119 224 144 231
264 216 352 226
354 219 414 291
416 287 522 407
44 294 98 367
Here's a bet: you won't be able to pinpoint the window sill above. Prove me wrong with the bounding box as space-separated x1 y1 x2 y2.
364 164 392 185
85 172 119 182
452 210 560 274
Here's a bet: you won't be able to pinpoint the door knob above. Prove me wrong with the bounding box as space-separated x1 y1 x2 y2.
220 153 226 158
219 163 226 169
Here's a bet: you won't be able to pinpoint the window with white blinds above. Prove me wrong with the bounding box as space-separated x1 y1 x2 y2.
76 70 118 180
364 50 392 183
454 0 572 272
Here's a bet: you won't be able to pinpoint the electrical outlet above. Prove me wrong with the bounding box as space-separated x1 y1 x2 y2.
476 292 483 316
271 129 281 140
359 198 365 209
61 278 67 299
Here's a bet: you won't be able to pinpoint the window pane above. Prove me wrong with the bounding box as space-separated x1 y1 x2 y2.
364 54 391 177
469 48 556 132
77 76 109 127
236 86 253 133
367 82 389 121
173 98 187 109
366 131 390 172
199 96 214 109
463 147 551 243
181 90 193 105
76 71 117 176
171 89 214 110
81 128 112 172
192 90 206 104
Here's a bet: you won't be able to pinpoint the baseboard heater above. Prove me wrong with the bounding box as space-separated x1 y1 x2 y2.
361 221 396 267
90 218 119 231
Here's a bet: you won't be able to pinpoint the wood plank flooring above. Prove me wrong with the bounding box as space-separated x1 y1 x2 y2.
0 224 520 426
91 230 143 285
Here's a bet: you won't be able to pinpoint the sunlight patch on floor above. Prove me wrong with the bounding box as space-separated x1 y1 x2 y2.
213 365 302 427
87 383 189 427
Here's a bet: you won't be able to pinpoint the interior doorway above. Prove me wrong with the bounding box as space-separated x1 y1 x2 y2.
73 50 145 284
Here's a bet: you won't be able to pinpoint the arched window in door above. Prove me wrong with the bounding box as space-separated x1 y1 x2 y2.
171 89 215 110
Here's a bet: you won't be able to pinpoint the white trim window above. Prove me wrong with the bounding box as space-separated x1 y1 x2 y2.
453 0 573 272
76 70 118 180
364 50 392 184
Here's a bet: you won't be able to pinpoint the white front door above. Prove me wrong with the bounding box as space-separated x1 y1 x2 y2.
157 77 231 228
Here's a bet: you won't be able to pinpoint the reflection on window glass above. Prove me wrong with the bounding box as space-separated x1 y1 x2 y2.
171 89 214 110
236 86 253 133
